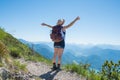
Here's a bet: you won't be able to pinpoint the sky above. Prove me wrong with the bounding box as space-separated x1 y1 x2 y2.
0 0 120 45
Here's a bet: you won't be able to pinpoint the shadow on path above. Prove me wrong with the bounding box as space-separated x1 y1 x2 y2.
39 70 59 80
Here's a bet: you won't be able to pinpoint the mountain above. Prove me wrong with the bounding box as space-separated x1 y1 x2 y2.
70 46 120 70
19 39 53 59
96 44 120 50
19 39 120 70
0 28 50 63
0 28 51 79
1 28 86 80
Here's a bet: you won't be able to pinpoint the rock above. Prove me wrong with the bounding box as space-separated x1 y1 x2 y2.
0 67 10 80
0 67 40 80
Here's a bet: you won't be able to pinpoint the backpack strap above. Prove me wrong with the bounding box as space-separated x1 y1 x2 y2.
61 27 66 39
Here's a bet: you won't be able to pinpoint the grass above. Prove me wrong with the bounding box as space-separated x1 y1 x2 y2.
64 63 102 80
0 40 11 67
25 53 52 64
64 61 120 80
64 63 90 77
0 27 51 73
13 60 27 72
0 40 9 58
0 63 3 67
0 27 51 62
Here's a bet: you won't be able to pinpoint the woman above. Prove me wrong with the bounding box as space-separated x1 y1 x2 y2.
41 16 80 70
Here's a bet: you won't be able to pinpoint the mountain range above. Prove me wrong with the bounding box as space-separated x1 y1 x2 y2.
19 39 120 70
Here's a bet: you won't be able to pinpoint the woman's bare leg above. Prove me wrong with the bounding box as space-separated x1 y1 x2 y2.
58 48 64 64
53 48 59 63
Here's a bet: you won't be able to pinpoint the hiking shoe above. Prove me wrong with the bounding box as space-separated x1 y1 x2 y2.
57 67 61 71
57 64 61 71
52 63 57 70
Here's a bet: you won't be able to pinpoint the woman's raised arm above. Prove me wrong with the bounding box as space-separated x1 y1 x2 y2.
41 23 53 28
63 16 80 30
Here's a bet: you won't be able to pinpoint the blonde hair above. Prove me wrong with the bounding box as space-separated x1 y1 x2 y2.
58 19 65 25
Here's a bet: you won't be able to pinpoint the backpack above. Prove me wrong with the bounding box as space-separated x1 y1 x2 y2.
50 25 64 42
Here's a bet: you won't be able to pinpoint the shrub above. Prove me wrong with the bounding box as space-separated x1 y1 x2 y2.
101 60 120 80
9 47 22 58
64 60 120 80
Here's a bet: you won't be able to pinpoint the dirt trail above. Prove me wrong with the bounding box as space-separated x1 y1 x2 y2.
24 60 86 80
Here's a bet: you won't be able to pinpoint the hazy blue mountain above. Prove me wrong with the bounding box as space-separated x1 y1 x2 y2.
19 39 80 64
33 44 53 59
19 39 53 59
19 39 120 70
96 44 120 50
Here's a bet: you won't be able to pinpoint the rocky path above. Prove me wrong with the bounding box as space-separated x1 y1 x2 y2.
24 60 86 80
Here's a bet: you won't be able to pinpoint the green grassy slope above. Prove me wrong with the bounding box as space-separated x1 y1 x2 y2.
0 27 51 65
0 27 51 79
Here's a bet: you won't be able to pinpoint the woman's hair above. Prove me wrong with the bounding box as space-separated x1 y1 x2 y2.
57 19 65 25
61 19 65 25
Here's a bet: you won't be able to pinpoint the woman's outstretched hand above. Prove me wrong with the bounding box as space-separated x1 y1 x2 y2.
76 16 80 21
41 23 46 26
41 23 53 28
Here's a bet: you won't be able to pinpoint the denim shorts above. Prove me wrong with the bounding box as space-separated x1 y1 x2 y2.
54 40 65 49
